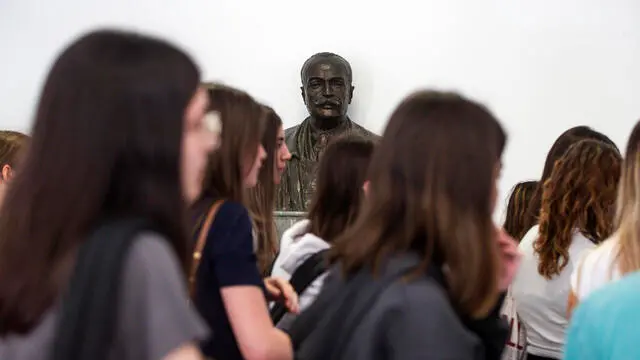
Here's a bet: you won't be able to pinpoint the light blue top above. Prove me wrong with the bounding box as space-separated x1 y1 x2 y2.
565 270 640 360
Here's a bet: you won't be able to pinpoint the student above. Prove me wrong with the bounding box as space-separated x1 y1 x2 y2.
290 90 520 360
0 130 28 205
0 29 217 360
271 134 375 330
247 106 291 277
512 139 621 360
522 126 617 233
565 270 640 360
502 180 538 242
568 119 640 314
191 84 297 360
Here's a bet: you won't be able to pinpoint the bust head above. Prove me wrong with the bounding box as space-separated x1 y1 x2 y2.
300 52 354 126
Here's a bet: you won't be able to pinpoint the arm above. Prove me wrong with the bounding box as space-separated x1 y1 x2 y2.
212 204 292 360
163 345 203 360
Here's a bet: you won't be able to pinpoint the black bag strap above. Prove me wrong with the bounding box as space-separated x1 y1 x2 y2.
270 249 330 324
51 218 154 360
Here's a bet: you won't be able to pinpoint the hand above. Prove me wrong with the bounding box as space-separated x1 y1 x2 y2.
495 226 522 291
264 277 300 314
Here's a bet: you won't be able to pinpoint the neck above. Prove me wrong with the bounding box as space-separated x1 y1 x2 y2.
309 116 347 131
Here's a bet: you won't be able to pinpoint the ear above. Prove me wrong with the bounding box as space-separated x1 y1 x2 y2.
348 85 355 104
300 86 307 104
1 165 12 182
362 180 370 196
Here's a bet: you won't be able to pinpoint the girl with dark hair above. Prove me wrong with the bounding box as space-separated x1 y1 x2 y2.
290 90 520 360
0 130 29 205
191 84 296 360
270 134 375 330
0 30 217 360
247 106 291 277
512 139 621 360
503 180 539 242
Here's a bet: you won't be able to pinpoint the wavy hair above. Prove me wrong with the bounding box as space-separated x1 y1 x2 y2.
535 139 621 279
503 180 538 241
523 126 618 233
614 120 640 275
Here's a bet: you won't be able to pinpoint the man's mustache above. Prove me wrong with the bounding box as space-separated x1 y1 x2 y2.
314 99 341 107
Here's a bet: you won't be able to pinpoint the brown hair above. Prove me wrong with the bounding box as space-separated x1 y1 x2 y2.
614 120 640 275
534 139 621 279
307 134 374 244
333 90 506 319
247 106 282 276
200 83 266 204
0 130 29 174
0 30 200 335
503 181 538 241
524 126 618 233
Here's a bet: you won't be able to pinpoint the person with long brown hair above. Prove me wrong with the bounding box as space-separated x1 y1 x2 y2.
191 84 296 360
0 30 218 360
521 126 617 234
568 120 640 315
0 130 29 205
289 90 519 360
270 134 374 330
503 180 539 242
247 106 291 277
512 139 621 360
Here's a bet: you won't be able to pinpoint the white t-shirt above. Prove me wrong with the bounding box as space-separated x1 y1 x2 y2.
511 225 596 359
570 234 621 301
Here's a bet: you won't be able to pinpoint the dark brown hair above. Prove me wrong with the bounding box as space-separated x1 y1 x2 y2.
0 29 200 335
248 106 282 276
333 90 506 318
534 139 621 279
503 180 539 241
0 131 29 174
200 83 266 204
307 134 375 244
523 126 618 233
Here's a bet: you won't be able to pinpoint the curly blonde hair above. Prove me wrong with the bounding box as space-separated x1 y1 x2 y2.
535 139 621 279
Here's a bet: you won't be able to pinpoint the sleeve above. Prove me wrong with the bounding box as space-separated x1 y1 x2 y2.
118 232 210 360
207 202 263 288
571 250 590 299
384 287 480 360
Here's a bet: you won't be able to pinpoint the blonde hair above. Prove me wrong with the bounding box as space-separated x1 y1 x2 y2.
614 121 640 275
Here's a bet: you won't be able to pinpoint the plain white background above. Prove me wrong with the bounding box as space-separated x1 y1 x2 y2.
1 0 640 219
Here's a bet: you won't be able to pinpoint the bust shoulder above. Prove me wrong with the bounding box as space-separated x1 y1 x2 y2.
351 122 381 141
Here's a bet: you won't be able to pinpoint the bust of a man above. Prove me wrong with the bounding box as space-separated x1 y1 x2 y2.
276 52 378 211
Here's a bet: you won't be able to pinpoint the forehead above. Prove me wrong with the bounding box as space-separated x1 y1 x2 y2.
304 59 349 80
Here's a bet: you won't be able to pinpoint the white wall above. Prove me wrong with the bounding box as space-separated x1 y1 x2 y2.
1 0 640 219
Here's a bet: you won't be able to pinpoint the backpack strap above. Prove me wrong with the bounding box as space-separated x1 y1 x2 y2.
270 249 329 324
189 200 224 298
52 218 155 360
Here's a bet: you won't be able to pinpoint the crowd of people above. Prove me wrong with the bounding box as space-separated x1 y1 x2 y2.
0 28 638 360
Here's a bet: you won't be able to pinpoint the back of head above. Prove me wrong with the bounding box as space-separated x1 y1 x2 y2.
335 90 506 318
615 120 640 275
535 139 622 279
0 29 200 335
201 83 266 204
503 180 539 241
524 126 618 232
307 134 375 243
0 130 29 171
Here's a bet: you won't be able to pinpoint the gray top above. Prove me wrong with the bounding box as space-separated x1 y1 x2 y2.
319 254 483 359
0 232 209 360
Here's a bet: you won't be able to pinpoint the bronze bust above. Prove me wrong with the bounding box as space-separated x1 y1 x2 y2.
276 52 378 211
